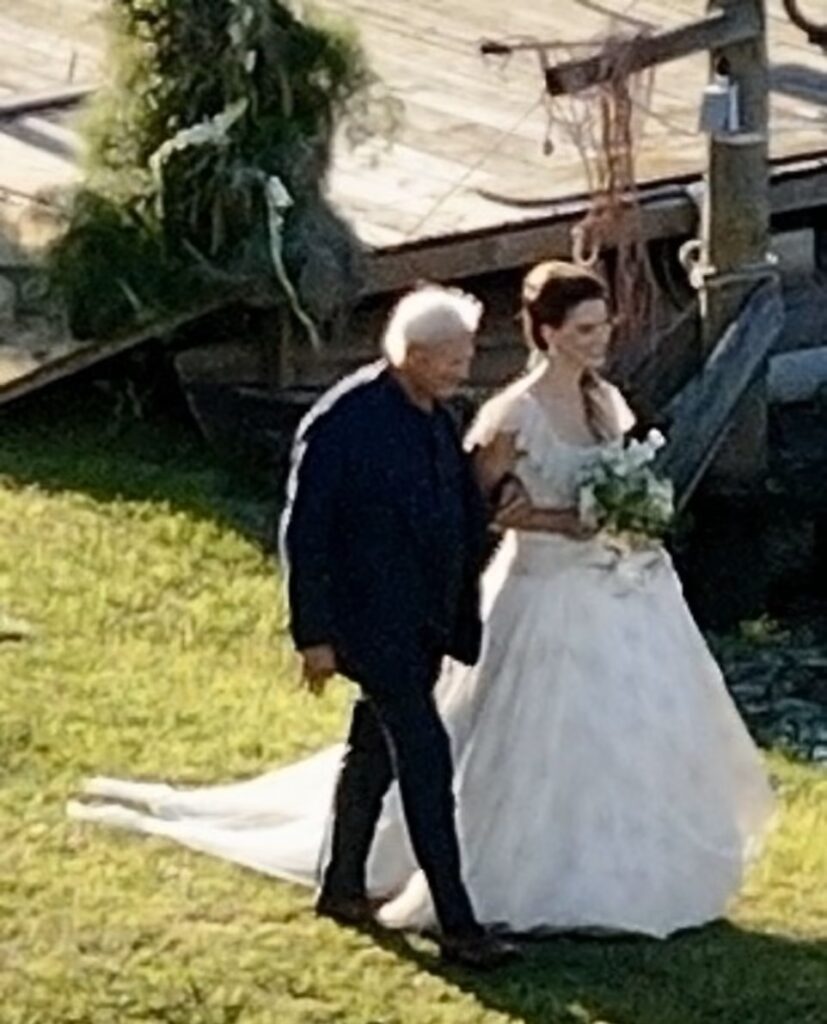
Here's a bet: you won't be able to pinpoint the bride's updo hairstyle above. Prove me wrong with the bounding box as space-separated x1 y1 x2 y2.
520 260 624 441
521 260 607 354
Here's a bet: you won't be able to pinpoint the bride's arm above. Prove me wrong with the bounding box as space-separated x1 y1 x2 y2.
471 431 520 499
471 433 593 540
495 504 593 539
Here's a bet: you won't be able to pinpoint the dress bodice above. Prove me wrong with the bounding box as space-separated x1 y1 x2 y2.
465 370 633 510
510 395 603 508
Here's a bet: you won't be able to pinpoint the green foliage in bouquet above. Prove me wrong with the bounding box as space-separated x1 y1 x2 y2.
578 431 675 542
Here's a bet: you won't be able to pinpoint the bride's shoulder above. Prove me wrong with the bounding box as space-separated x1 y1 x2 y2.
464 373 537 450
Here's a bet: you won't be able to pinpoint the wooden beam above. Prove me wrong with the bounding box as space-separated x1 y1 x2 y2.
624 301 701 416
0 295 240 410
362 149 827 296
657 279 784 509
544 7 761 96
768 346 827 405
0 85 94 120
693 0 771 493
771 153 827 218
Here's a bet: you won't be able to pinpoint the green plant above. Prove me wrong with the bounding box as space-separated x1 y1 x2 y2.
51 1 399 339
0 389 825 1024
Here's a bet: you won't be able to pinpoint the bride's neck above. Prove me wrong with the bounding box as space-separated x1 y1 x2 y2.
533 354 589 399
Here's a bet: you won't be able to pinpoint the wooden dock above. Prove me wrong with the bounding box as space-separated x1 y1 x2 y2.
2 0 826 245
1 0 826 399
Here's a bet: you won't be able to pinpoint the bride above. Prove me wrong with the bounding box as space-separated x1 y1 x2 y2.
69 260 775 939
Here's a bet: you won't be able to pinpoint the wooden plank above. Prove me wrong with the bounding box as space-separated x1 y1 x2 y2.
771 153 827 213
544 7 761 95
0 85 93 119
2 0 826 258
0 13 99 92
657 279 785 506
769 345 827 404
0 295 241 409
696 0 771 493
655 0 819 45
625 301 702 415
362 149 827 293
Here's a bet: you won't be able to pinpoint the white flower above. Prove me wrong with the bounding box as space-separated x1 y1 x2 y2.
646 428 667 451
578 483 599 527
623 438 658 472
576 434 675 544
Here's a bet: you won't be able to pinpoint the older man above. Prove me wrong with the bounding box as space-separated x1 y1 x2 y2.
281 285 517 968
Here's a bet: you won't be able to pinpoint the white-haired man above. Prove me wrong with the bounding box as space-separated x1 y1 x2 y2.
281 284 519 968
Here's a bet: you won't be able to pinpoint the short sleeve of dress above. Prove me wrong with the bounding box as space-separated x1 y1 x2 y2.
463 385 530 453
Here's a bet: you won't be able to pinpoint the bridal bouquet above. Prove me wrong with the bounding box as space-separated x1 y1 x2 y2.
577 430 675 549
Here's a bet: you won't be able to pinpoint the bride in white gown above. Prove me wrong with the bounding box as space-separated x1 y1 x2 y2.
69 261 775 939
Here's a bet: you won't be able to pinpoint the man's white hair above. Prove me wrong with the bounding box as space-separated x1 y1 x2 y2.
382 284 483 366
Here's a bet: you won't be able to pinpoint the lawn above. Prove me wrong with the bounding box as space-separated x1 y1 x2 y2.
1 383 825 1024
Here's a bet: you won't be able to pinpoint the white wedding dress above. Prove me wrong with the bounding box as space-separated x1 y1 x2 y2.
68 374 775 938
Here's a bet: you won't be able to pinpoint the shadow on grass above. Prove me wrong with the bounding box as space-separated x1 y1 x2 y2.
361 919 826 1024
0 364 281 549
7 362 825 1023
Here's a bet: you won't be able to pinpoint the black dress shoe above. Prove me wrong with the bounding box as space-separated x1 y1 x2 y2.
439 932 522 970
315 892 378 926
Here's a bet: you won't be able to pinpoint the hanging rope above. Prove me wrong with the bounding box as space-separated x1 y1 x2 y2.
541 31 660 380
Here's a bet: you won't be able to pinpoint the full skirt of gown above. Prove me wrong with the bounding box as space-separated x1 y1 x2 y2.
69 530 775 939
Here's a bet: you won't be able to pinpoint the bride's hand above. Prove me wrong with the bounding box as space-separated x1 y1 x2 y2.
554 510 597 541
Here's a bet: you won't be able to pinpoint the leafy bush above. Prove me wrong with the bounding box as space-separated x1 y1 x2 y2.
51 1 398 339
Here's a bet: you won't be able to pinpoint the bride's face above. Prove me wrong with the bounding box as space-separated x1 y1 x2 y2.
542 299 612 370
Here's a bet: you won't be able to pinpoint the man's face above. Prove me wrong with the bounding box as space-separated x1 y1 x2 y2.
404 333 476 400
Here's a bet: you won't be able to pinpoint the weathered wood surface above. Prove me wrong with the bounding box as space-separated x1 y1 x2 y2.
0 295 240 408
769 345 827 403
544 5 761 94
1 156 822 405
0 0 823 407
657 278 786 506
1 0 826 249
0 84 93 118
366 150 827 295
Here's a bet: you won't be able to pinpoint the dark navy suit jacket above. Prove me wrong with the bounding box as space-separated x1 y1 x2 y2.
282 364 488 691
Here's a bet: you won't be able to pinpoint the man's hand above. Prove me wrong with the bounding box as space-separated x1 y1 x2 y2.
300 644 337 696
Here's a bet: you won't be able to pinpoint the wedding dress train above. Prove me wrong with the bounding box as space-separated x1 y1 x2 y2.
69 375 775 937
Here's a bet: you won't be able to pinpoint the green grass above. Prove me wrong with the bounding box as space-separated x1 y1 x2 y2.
1 385 825 1024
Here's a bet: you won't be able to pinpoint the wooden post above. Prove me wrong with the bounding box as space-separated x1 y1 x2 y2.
699 0 775 493
676 0 778 623
543 5 761 95
534 0 774 494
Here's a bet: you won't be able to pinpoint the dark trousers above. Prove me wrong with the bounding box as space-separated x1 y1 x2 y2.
321 660 479 937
